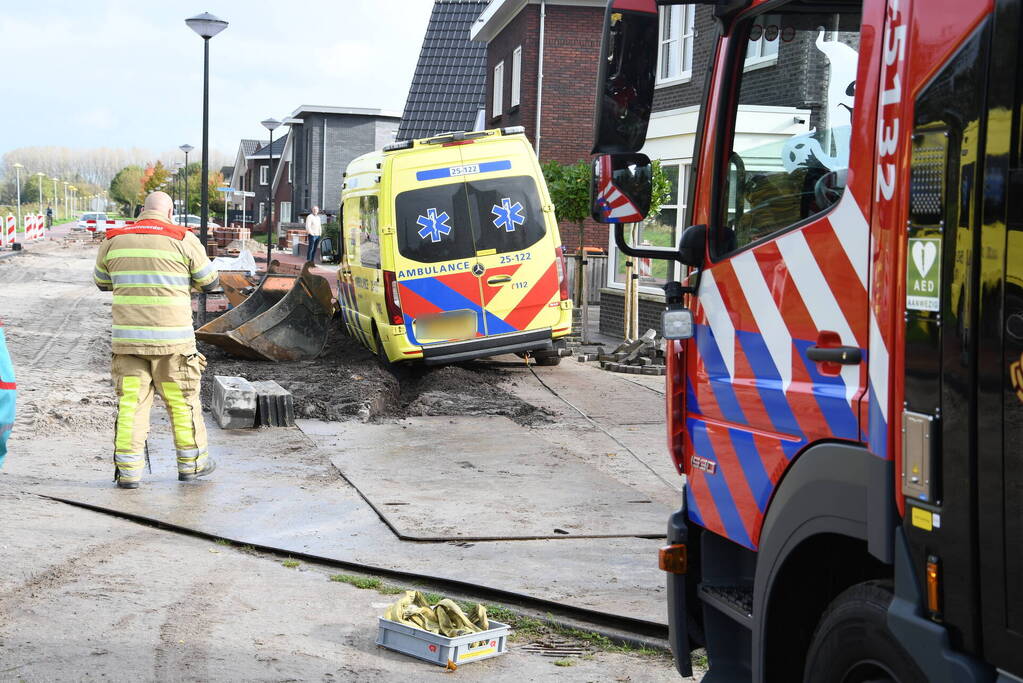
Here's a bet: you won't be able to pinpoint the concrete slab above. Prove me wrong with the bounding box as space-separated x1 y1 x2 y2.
212 375 257 429
10 414 668 629
306 416 669 541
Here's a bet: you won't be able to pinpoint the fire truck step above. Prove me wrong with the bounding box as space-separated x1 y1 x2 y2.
698 584 753 628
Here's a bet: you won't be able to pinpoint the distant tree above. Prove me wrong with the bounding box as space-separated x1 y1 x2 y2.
109 166 146 215
143 161 171 194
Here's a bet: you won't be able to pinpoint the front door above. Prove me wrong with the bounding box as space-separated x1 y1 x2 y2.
684 4 869 549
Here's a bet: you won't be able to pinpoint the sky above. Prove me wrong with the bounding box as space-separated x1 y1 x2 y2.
0 0 435 161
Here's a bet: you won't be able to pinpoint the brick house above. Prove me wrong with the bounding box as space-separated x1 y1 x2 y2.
227 138 267 227
470 0 606 254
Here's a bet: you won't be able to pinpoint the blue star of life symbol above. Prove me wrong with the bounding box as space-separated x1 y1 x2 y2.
491 198 525 233
416 208 452 243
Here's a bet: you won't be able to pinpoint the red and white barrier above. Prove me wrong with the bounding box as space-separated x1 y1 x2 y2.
24 215 32 241
5 216 13 247
37 214 45 240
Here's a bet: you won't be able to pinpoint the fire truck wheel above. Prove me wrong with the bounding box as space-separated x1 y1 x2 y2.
803 580 926 683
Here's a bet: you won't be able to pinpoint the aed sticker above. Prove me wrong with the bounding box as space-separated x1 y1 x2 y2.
906 237 941 312
910 505 934 532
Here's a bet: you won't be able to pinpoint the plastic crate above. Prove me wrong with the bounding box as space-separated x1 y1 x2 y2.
376 617 510 666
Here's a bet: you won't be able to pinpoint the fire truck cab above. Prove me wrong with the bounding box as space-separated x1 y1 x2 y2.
591 0 1023 680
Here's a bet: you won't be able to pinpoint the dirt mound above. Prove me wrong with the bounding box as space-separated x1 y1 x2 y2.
199 324 550 425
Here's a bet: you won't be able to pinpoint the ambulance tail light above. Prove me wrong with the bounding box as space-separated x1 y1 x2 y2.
555 247 570 300
666 338 686 475
382 270 404 325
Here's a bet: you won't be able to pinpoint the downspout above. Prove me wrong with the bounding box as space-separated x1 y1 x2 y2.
321 118 327 209
534 0 545 156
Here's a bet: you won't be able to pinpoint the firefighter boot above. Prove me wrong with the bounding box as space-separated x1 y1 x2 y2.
178 455 216 481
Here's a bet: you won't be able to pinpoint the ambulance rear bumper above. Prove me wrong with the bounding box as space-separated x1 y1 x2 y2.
421 329 552 365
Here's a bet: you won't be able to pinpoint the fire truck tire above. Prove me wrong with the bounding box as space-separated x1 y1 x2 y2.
803 580 927 683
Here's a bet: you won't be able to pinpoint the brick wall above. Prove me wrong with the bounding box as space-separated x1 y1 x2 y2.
598 288 665 339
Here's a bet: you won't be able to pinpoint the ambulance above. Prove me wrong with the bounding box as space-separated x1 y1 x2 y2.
337 127 573 366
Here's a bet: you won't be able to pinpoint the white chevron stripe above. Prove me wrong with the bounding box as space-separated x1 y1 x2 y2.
868 311 889 422
698 269 735 379
776 231 859 405
829 191 869 290
732 252 792 392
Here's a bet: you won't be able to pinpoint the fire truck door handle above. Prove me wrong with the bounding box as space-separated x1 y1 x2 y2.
806 345 862 364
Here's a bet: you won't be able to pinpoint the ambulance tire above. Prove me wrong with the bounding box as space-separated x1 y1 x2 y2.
532 351 561 367
372 327 395 370
803 580 926 683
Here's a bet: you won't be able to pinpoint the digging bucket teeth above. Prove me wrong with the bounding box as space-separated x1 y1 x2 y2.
196 260 335 361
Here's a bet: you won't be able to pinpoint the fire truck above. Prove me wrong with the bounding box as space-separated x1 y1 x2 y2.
590 0 1023 680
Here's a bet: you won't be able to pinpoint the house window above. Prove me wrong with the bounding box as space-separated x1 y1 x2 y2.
609 162 689 291
287 162 292 184
493 61 504 117
259 165 269 185
745 15 780 68
258 202 266 223
279 201 292 224
510 47 522 108
656 6 695 86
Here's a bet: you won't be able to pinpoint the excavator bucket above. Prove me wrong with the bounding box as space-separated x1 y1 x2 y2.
217 270 259 308
196 261 335 361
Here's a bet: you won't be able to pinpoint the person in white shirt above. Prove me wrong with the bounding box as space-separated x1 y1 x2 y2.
304 206 323 262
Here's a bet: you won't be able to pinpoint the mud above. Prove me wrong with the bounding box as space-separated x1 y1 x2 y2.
199 325 551 426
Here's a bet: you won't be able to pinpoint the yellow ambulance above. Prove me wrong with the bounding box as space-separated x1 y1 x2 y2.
337 127 573 366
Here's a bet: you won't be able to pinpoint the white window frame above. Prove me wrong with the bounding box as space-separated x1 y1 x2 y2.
287 161 292 184
655 6 695 87
280 201 292 224
510 46 522 108
606 160 690 295
744 16 780 70
493 61 504 117
259 164 269 185
258 202 266 223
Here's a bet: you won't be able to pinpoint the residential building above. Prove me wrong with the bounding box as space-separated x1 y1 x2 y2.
227 138 268 227
397 0 489 141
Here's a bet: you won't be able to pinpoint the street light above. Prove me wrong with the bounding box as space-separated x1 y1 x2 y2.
51 177 59 221
179 144 193 222
12 163 23 228
261 117 281 259
186 11 228 326
35 172 44 213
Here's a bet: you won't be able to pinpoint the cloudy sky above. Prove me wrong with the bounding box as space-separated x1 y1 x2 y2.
0 0 435 159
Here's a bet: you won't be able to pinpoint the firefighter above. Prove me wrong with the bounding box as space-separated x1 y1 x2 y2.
0 318 15 467
93 191 219 489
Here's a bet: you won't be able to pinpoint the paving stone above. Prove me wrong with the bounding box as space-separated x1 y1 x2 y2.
251 380 296 428
212 376 257 429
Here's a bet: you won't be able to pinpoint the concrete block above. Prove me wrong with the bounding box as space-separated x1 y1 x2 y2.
251 380 296 427
212 376 257 429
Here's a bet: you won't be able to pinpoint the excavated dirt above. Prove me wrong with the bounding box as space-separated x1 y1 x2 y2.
198 324 552 425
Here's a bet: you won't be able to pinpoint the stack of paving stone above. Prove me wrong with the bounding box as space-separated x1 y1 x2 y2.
212 376 295 429
576 329 665 376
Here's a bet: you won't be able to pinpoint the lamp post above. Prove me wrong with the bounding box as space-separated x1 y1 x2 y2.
186 11 228 325
35 172 44 213
179 144 193 222
12 163 23 228
51 177 59 220
261 117 281 260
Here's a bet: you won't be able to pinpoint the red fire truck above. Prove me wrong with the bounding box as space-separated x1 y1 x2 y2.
591 0 1023 680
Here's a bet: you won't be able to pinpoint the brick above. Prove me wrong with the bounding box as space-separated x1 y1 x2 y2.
212 376 257 429
251 380 295 428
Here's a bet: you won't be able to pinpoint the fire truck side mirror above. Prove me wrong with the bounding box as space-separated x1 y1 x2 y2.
591 153 653 223
591 1 659 154
677 224 707 268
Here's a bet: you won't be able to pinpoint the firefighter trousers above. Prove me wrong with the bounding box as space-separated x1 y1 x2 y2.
111 352 209 483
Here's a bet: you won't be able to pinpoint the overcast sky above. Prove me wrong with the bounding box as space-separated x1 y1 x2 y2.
0 0 435 159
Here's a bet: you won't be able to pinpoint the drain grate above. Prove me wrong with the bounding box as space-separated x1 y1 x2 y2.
520 637 592 658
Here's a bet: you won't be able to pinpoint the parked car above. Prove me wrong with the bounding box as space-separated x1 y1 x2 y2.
173 214 221 230
78 212 109 233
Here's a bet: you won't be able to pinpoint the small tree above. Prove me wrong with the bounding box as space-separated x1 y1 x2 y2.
109 165 145 215
542 158 671 341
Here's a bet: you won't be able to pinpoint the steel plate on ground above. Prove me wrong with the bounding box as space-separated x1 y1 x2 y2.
303 416 670 541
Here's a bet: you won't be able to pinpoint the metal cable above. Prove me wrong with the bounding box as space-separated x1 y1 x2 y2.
526 364 682 494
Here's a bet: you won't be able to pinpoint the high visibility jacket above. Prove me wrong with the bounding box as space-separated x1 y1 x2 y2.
94 211 219 355
0 319 15 467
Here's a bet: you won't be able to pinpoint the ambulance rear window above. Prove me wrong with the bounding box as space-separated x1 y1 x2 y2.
465 176 547 254
395 175 547 263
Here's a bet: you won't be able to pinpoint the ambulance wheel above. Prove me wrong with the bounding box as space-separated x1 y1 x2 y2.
372 327 395 369
803 581 926 683
532 351 561 367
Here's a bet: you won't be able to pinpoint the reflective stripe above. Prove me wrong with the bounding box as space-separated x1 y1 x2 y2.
115 376 141 453
94 267 112 282
177 449 209 474
191 262 215 281
106 248 187 264
161 382 197 450
112 273 190 286
112 326 195 340
112 295 190 306
114 453 144 463
200 276 221 292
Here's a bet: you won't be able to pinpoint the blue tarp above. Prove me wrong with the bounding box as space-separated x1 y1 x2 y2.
0 325 15 467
